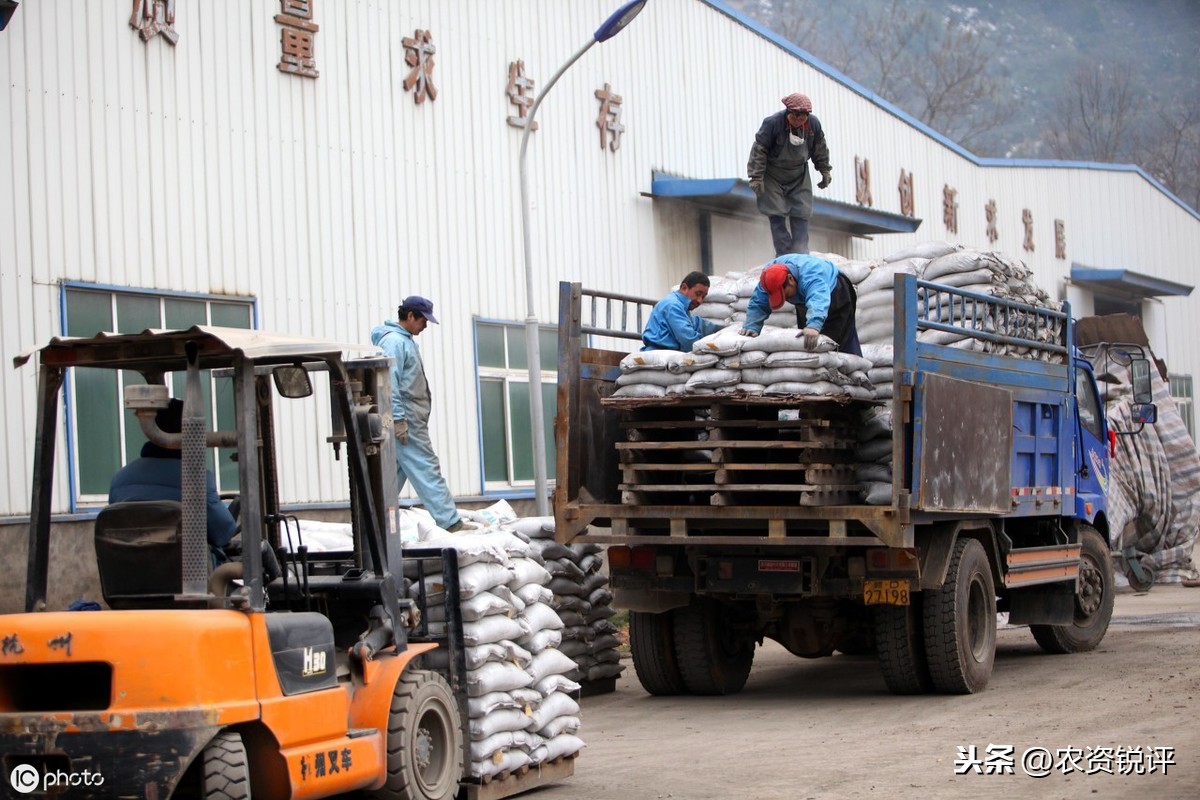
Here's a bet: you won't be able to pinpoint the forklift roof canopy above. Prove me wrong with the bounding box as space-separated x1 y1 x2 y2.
13 325 380 371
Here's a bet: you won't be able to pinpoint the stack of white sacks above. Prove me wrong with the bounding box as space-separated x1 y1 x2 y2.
613 243 1063 505
412 509 586 781
614 331 875 400
519 521 625 687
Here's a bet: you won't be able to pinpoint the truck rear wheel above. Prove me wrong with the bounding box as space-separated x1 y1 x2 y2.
1031 526 1114 654
672 598 754 695
372 668 464 800
922 538 996 694
873 596 932 694
629 610 687 695
202 731 251 799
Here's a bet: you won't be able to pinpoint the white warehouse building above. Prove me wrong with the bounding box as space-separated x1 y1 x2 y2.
2 0 1198 608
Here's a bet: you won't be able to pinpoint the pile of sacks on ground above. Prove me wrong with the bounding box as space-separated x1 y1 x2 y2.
404 503 622 779
615 241 1063 505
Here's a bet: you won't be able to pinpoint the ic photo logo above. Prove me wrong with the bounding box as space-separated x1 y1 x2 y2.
8 763 106 794
8 764 38 794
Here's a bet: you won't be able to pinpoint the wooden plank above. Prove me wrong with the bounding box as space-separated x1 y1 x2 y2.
615 439 856 451
465 756 576 800
618 483 862 492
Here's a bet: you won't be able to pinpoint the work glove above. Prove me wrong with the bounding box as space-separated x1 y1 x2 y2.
394 418 409 445
748 178 764 195
798 327 820 350
738 328 759 338
817 171 832 189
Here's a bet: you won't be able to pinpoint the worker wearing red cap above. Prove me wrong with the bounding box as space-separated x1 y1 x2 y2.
739 255 861 356
747 93 832 256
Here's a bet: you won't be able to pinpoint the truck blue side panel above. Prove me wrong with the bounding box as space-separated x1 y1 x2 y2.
896 275 1081 519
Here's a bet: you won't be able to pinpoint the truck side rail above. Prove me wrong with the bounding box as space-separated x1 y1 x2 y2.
896 275 1072 390
894 274 1075 517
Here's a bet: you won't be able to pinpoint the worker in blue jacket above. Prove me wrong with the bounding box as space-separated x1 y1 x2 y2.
109 398 238 565
739 254 861 356
370 296 465 533
641 271 725 352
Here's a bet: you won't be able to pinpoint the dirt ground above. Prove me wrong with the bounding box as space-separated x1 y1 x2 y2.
527 584 1200 800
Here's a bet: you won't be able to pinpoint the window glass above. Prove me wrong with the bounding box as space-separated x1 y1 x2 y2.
164 298 206 329
62 285 254 505
65 290 112 337
507 328 528 371
477 323 506 368
116 294 160 333
1076 367 1103 440
479 378 509 482
211 302 252 329
75 368 120 495
509 382 533 481
539 328 558 372
476 320 557 489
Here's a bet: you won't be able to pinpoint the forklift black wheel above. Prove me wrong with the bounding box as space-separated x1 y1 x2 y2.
202 731 251 799
373 668 464 800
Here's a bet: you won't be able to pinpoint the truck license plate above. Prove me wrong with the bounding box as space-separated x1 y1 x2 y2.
864 579 910 606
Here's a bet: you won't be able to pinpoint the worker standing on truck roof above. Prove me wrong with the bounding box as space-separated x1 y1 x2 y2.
747 92 832 256
739 255 862 356
370 296 466 533
108 398 238 565
641 271 725 352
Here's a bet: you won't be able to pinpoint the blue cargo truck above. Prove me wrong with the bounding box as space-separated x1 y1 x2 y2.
554 275 1156 695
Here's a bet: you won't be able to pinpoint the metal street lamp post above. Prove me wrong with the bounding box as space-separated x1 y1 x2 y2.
518 0 648 516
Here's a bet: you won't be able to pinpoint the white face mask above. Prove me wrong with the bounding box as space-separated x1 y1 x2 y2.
789 131 803 146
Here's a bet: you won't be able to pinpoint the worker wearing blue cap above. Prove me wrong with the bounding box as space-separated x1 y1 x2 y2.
370 295 466 532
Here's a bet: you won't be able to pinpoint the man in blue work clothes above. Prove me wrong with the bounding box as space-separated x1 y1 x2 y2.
109 398 238 565
739 254 862 356
642 271 725 351
371 296 466 533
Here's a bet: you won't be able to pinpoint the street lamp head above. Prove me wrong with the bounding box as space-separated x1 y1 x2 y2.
594 0 647 43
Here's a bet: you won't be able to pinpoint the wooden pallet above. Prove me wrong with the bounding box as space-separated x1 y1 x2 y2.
464 755 577 800
613 396 869 507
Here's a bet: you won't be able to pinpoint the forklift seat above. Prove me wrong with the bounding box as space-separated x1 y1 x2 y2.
94 501 184 609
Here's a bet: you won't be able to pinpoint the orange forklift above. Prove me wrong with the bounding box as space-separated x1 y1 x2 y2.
1 327 569 799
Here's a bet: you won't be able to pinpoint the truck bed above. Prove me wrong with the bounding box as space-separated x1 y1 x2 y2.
555 277 1075 550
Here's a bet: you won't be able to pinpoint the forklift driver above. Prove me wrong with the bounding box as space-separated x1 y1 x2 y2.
108 398 238 566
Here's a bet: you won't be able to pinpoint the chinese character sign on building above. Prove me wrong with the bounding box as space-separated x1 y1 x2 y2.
506 61 537 130
943 185 959 234
1022 209 1035 252
402 30 438 103
985 199 998 243
1055 219 1066 259
855 156 872 207
898 170 914 217
130 0 179 45
276 0 319 79
595 83 625 152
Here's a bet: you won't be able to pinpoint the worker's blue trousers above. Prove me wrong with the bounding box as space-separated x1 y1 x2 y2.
396 423 459 530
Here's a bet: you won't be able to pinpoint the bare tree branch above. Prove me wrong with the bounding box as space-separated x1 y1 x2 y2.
1044 62 1140 162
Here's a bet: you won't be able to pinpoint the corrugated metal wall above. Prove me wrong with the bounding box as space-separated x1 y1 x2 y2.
3 0 1198 516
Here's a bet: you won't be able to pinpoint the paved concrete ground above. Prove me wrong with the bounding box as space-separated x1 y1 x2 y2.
529 584 1200 800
